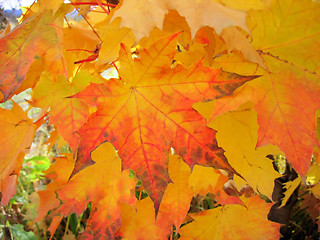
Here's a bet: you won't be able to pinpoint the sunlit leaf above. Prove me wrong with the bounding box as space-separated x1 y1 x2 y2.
197 101 282 200
157 155 193 233
57 142 136 239
179 196 280 240
0 11 67 101
0 103 36 205
111 0 249 41
74 33 252 209
196 0 320 176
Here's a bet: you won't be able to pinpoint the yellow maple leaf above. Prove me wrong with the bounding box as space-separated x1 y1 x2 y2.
96 17 135 64
196 101 281 200
179 196 280 240
216 0 269 11
111 0 249 41
189 165 221 196
39 0 64 13
119 197 163 240
279 177 301 208
157 155 193 233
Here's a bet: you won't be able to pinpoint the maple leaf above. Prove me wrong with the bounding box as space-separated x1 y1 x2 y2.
74 33 253 209
215 0 268 11
202 67 320 176
47 216 64 239
279 177 301 208
220 27 265 68
39 0 64 14
195 0 320 176
1 0 320 237
63 23 101 73
119 197 163 240
0 103 37 205
247 0 320 74
179 196 280 240
195 101 282 200
175 25 226 68
306 153 320 199
35 154 75 239
169 0 250 37
36 154 75 221
56 142 136 239
0 175 17 206
32 71 100 149
111 0 249 42
170 17 264 71
0 10 67 102
95 17 135 64
157 155 193 233
317 110 320 144
188 164 221 196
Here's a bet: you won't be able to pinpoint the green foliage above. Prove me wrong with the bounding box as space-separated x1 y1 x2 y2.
8 224 38 240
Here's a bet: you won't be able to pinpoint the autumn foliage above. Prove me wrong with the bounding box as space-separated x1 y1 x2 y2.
0 0 320 239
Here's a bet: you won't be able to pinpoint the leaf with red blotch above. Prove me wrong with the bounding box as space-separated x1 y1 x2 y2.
194 0 320 176
0 10 67 102
74 33 254 210
56 142 136 239
196 66 320 177
179 196 280 240
0 103 37 205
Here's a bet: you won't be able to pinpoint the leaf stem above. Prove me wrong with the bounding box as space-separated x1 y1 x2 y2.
66 49 94 53
71 2 117 7
64 215 70 238
79 13 103 42
19 1 36 24
138 190 142 200
93 0 110 14
76 213 83 233
112 62 120 76
36 222 43 240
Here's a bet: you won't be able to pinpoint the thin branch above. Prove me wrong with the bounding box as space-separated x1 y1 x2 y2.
71 2 117 7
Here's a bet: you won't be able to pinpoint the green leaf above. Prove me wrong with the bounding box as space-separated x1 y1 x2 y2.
8 224 37 240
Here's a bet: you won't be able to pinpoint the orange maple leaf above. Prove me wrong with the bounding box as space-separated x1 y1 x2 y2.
73 33 254 209
56 142 136 239
0 11 67 102
0 103 36 205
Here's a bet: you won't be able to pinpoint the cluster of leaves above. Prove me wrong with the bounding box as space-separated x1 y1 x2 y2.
0 0 320 239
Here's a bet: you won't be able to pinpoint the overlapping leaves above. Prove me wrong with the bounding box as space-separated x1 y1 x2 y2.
0 0 319 238
74 32 252 208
